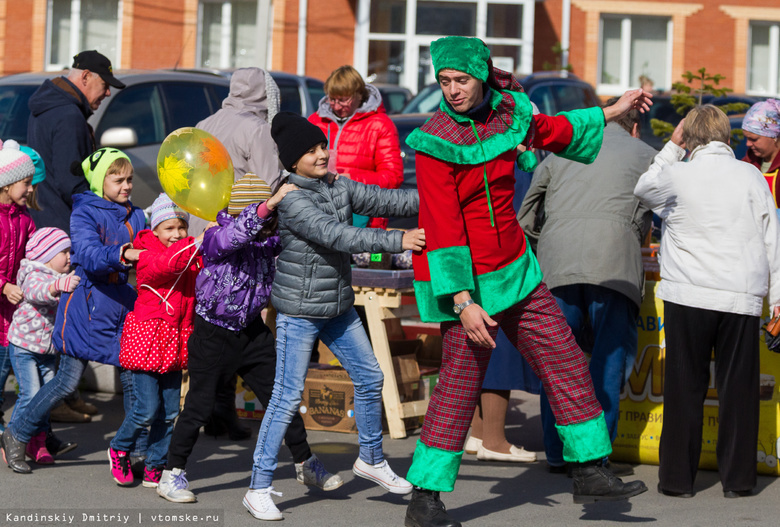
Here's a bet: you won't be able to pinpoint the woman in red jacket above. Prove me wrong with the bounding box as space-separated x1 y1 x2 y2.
308 66 403 229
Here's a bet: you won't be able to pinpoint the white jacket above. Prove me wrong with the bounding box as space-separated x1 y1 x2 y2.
634 140 780 316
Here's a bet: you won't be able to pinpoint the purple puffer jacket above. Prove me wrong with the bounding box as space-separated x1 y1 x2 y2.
195 204 281 331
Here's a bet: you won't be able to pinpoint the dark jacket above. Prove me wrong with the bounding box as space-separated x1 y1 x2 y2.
272 173 417 318
27 77 95 233
52 192 145 366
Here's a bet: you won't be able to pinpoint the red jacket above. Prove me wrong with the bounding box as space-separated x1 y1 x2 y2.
0 202 35 346
308 85 403 228
132 230 201 329
743 150 780 207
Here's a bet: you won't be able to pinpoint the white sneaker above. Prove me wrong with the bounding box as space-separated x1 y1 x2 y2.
352 458 412 495
157 468 197 503
476 444 537 463
243 487 283 521
295 454 343 491
464 436 482 455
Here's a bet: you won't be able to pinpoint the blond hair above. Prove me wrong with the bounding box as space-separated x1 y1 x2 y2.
683 105 730 151
26 185 41 210
105 157 133 177
324 65 368 103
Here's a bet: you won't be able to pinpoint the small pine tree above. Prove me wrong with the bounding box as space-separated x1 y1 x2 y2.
651 68 749 149
542 42 574 73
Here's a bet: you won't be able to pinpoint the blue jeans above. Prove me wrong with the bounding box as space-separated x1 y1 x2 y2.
8 346 57 431
9 353 87 443
250 308 384 489
540 284 638 465
0 344 11 424
119 368 151 459
112 370 182 468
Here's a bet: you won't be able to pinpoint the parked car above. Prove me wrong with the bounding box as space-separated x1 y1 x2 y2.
0 69 325 213
372 84 413 114
388 72 601 228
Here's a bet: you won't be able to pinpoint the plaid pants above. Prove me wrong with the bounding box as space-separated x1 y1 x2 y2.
420 283 603 452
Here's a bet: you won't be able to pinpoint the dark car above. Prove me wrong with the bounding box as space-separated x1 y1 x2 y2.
372 84 413 114
639 94 763 150
388 72 600 228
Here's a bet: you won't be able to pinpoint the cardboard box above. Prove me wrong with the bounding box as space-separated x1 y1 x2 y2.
416 333 443 368
299 368 357 433
236 375 266 420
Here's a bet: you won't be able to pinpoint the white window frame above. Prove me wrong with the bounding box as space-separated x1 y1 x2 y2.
354 0 535 93
196 0 267 69
747 21 780 96
596 13 673 96
45 0 124 71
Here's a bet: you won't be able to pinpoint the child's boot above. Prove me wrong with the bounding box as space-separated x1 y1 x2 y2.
107 447 133 486
295 454 343 491
26 431 54 464
45 430 77 457
1 429 31 474
157 468 197 503
142 466 163 488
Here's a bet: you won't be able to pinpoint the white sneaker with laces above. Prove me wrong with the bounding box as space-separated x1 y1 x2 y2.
295 453 343 491
243 487 283 521
352 458 412 495
157 468 197 503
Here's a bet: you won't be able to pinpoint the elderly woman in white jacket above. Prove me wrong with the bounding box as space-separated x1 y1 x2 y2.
634 105 780 500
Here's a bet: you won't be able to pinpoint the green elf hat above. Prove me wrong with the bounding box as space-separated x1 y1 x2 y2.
81 147 131 197
430 36 491 82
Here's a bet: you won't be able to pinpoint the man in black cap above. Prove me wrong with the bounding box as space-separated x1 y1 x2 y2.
27 50 125 233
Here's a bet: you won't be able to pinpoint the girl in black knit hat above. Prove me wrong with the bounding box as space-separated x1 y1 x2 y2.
241 112 425 520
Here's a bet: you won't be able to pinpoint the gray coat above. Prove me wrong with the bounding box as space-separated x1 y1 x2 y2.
272 173 418 318
517 123 657 308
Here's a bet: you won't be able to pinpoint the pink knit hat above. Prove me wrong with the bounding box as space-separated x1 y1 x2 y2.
26 227 71 264
0 139 35 188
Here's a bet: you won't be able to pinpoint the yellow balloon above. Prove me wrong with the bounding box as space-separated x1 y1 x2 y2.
157 127 234 221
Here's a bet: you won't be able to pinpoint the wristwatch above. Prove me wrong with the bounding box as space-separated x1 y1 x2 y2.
453 299 475 315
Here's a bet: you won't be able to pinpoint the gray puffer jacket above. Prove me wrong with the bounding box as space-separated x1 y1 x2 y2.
272 173 418 318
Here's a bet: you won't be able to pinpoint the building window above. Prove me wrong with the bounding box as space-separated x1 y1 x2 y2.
748 22 780 95
599 15 672 94
198 0 258 69
47 0 121 70
357 0 535 92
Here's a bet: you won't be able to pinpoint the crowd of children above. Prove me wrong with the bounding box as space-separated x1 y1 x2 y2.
0 108 423 522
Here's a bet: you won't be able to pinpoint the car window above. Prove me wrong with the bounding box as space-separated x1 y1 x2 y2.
0 86 36 143
275 78 302 115
402 84 442 114
551 84 594 112
161 82 220 131
383 92 409 114
209 85 229 109
96 84 166 146
528 85 555 115
306 79 325 113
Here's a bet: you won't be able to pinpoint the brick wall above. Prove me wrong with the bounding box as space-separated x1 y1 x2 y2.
128 0 189 69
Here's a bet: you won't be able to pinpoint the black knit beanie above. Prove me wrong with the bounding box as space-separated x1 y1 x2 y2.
271 111 328 172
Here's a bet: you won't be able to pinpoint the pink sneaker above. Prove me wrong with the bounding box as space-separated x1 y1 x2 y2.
26 432 54 464
107 447 133 486
143 466 163 488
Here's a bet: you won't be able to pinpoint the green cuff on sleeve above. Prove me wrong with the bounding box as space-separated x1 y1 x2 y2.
556 106 606 165
427 246 475 298
556 412 613 463
406 440 464 492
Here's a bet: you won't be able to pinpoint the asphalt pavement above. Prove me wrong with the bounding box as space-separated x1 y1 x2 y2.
0 388 777 527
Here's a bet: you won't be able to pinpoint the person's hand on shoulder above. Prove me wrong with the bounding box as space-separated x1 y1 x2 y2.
266 183 299 211
402 228 426 252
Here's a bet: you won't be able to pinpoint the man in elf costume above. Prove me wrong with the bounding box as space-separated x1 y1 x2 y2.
404 36 653 527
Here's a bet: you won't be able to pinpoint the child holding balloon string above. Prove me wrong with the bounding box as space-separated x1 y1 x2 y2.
108 193 205 488
1 148 146 474
157 173 342 503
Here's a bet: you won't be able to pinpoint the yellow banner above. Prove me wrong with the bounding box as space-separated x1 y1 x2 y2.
611 281 780 475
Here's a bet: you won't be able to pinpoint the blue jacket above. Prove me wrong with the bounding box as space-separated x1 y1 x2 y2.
27 77 95 233
52 192 145 366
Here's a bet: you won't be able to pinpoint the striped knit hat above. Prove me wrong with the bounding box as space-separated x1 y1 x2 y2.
150 193 189 230
228 173 273 215
26 227 71 264
0 139 35 188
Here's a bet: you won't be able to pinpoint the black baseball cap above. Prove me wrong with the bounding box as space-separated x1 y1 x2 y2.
71 50 125 89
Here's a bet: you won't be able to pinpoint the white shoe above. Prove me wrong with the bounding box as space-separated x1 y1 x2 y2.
476 444 537 463
464 436 482 455
157 468 197 503
295 454 343 491
243 487 283 521
352 458 412 495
